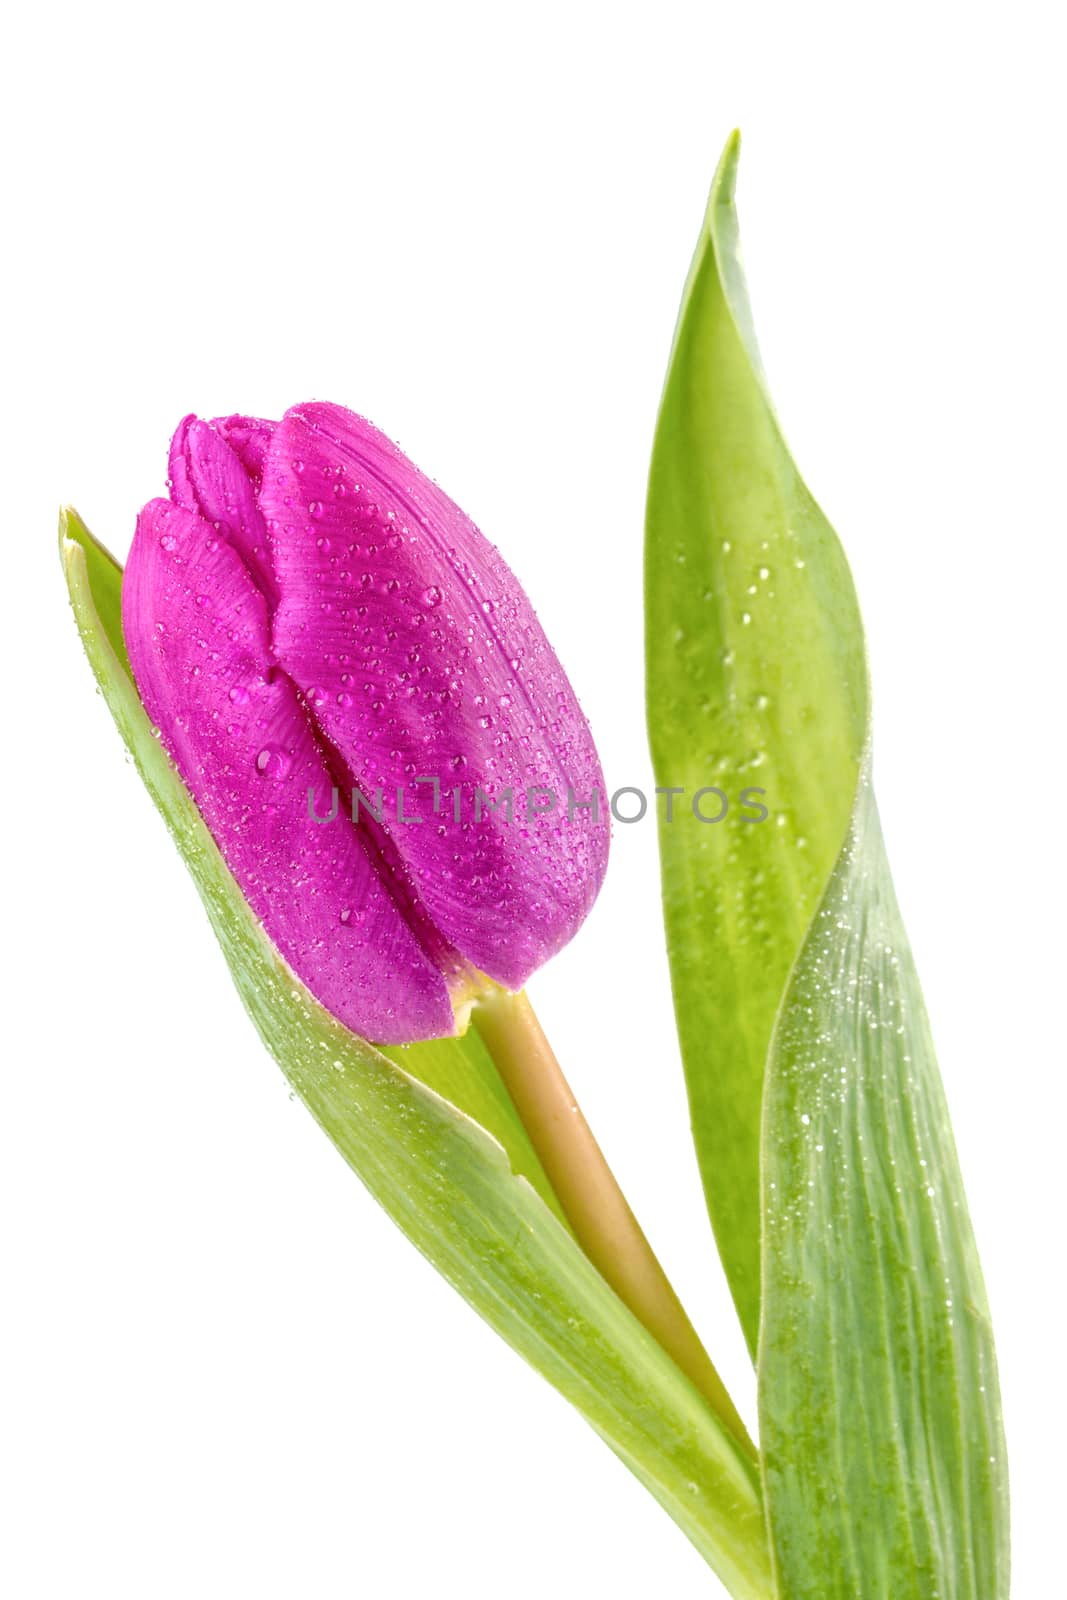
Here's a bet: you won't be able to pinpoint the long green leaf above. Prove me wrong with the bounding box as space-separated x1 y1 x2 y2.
646 134 1007 1596
61 508 773 1599
646 131 867 1352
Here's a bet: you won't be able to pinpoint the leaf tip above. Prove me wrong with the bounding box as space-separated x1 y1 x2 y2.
710 129 742 210
58 503 95 564
58 503 76 559
58 504 124 574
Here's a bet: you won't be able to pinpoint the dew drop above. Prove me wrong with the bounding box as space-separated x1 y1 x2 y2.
255 745 292 779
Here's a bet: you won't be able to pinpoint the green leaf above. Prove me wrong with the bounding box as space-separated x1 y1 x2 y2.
646 135 1008 1596
645 131 867 1352
60 508 773 1600
760 768 1008 1598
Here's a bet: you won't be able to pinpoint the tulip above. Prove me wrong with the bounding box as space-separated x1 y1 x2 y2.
122 402 608 1043
70 398 745 1464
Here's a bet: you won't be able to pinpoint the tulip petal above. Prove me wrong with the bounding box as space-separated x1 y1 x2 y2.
259 402 608 989
122 496 454 1042
168 415 277 601
211 412 275 483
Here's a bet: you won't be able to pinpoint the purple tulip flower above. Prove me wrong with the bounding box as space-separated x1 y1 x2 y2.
123 403 608 1042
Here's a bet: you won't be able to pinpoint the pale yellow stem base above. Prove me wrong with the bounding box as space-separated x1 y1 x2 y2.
472 987 755 1459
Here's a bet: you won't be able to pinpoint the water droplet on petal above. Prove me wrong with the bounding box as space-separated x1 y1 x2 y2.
255 745 292 779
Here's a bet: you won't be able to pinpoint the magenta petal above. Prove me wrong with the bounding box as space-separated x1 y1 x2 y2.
258 402 609 989
122 497 454 1042
211 413 275 483
168 416 277 601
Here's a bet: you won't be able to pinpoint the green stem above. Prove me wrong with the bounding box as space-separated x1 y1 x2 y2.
472 986 756 1460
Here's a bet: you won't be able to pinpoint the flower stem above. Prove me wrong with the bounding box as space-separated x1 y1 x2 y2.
471 986 755 1459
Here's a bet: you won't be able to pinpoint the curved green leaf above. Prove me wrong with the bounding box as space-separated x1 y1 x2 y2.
646 131 867 1352
61 508 773 1599
646 135 1007 1596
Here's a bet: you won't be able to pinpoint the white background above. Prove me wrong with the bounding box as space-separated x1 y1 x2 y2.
3 3 1063 1595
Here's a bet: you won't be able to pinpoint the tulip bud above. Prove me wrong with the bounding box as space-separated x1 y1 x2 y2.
122 403 608 1042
